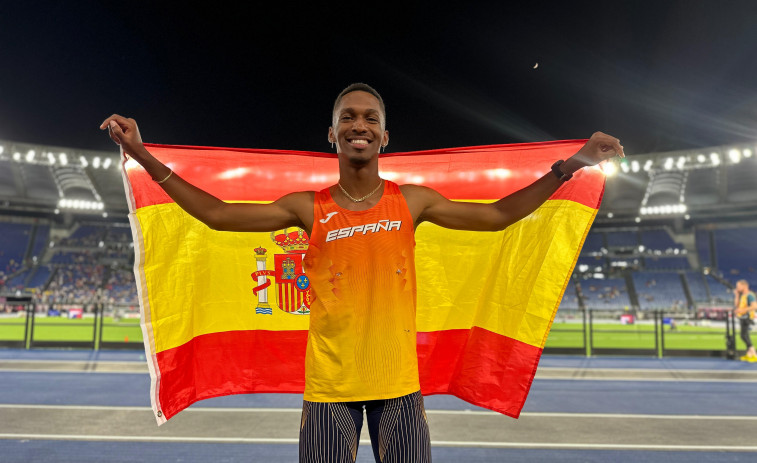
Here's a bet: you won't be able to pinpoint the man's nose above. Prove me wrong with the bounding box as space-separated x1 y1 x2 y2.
352 118 367 131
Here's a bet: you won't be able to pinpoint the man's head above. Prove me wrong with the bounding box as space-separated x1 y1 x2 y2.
737 280 749 292
328 83 389 165
332 83 386 128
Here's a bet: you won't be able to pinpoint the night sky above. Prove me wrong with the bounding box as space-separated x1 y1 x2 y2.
2 1 757 156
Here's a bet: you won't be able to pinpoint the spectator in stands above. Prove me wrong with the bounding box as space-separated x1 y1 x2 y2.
734 279 757 362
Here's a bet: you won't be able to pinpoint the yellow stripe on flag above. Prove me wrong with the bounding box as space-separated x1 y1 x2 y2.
135 202 309 353
416 198 594 348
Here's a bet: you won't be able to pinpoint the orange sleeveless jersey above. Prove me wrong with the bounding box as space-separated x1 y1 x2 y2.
303 181 420 402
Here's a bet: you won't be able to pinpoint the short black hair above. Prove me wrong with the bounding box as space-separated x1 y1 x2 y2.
332 83 386 126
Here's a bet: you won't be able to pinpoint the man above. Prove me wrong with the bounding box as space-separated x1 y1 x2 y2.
101 83 623 463
734 279 757 362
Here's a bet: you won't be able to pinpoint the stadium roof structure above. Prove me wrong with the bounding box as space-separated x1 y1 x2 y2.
597 142 757 227
1 138 756 225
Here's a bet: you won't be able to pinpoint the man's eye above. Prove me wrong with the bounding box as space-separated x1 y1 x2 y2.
341 116 352 121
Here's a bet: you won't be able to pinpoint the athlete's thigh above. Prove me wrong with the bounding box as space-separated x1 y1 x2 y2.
299 400 364 463
365 391 431 463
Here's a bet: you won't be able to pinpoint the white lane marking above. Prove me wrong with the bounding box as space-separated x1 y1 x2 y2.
2 404 757 420
536 377 757 383
4 363 756 382
0 360 144 365
0 369 147 375
1 433 757 451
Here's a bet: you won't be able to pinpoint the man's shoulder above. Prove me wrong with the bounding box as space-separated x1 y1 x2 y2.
398 183 440 199
275 190 317 212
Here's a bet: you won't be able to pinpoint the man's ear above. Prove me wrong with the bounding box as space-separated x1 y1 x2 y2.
383 130 390 147
328 126 335 143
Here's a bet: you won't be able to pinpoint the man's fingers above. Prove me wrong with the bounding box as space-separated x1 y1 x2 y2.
100 114 129 130
108 121 124 145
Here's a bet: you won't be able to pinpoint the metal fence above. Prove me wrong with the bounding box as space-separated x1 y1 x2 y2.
0 303 143 350
0 304 743 358
546 308 739 358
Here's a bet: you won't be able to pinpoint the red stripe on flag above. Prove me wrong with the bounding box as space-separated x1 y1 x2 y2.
155 330 308 420
418 327 543 418
128 141 602 210
154 327 542 420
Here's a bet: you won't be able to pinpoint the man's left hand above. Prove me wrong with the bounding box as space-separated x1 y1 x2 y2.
563 132 624 174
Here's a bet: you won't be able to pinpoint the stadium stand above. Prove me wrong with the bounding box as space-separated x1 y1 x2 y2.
640 228 682 251
643 256 689 270
606 231 637 248
633 272 687 310
581 232 604 253
579 277 631 310
685 271 710 303
714 227 757 278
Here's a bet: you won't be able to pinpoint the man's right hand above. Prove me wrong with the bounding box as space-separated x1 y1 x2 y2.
99 115 146 160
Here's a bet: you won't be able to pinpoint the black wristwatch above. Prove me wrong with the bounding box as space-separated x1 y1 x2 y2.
551 160 573 182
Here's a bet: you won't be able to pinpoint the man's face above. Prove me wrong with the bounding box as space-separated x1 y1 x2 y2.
329 91 389 165
737 281 748 293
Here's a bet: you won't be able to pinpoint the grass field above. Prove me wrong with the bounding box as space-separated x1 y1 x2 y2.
547 321 739 350
0 316 741 352
0 316 143 344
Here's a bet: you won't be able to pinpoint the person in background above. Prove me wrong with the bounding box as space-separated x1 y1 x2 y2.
734 279 757 362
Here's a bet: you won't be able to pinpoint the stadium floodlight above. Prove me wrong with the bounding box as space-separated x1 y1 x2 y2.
631 160 640 172
710 152 721 166
620 161 630 173
93 156 101 169
602 161 618 176
59 153 68 165
644 160 653 171
640 207 647 214
635 217 641 223
0 146 4 155
80 156 89 167
102 158 112 169
607 212 614 218
13 152 21 161
102 212 108 218
664 157 674 170
676 156 686 169
47 152 55 164
696 154 706 163
684 214 690 220
26 150 35 162
728 149 741 163
744 148 753 158
638 245 645 252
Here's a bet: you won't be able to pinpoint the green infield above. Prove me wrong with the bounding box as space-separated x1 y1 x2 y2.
546 321 741 351
0 316 143 344
0 316 743 352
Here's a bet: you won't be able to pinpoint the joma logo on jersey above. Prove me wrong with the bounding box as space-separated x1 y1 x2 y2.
325 220 402 242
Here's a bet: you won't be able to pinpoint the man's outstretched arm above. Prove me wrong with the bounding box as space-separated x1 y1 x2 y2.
404 132 624 231
100 115 313 233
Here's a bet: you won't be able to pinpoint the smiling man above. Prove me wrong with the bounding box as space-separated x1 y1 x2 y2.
102 82 623 463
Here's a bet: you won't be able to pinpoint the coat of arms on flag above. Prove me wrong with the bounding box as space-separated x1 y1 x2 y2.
251 228 312 315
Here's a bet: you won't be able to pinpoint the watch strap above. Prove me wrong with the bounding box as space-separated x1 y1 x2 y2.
551 160 573 181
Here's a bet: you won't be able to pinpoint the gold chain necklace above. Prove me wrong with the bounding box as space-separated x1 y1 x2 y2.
338 179 384 202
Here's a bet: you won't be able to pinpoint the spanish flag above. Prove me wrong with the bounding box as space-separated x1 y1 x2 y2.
123 141 603 425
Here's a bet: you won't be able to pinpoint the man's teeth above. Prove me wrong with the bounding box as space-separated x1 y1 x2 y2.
351 140 368 145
